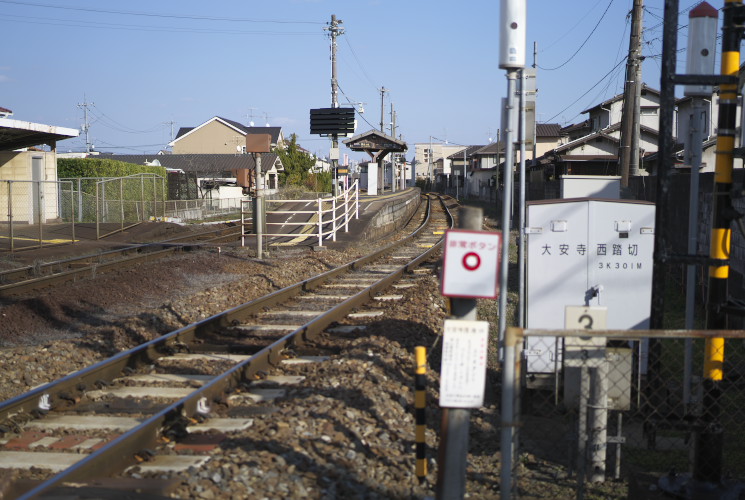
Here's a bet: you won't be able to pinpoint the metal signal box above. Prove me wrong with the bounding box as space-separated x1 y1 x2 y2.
525 199 655 376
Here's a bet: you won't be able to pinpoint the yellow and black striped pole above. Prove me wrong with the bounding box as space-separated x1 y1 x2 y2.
415 346 427 483
696 0 744 484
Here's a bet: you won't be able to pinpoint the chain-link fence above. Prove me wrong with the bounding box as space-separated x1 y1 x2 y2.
0 179 75 252
164 197 246 222
501 327 745 499
61 174 166 238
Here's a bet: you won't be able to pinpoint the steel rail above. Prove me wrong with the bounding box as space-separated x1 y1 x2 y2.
0 226 242 297
7 195 452 499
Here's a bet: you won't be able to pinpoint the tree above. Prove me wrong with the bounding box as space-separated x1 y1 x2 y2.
276 134 316 188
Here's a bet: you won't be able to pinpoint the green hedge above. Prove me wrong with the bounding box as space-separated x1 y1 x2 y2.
58 158 167 179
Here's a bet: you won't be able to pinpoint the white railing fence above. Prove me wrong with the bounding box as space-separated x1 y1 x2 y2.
240 180 360 248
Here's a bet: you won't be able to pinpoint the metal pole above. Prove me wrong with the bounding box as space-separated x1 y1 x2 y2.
344 186 349 232
77 178 82 223
459 148 464 201
69 181 75 244
649 0 678 326
498 70 518 347
317 197 323 247
500 327 518 500
332 196 337 242
95 181 100 240
695 0 743 486
436 206 482 500
589 363 608 483
391 103 397 194
255 154 263 259
684 98 704 409
518 69 527 328
120 177 124 232
37 180 43 246
7 182 13 252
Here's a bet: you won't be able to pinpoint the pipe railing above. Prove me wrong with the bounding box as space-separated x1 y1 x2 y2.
252 180 359 247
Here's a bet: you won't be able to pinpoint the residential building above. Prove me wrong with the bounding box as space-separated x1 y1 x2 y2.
97 154 282 199
413 143 463 181
533 84 661 179
170 116 285 154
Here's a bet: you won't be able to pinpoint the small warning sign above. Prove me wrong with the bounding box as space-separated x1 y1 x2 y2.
441 229 502 299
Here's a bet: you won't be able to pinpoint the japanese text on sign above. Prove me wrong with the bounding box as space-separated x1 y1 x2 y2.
439 320 489 408
441 229 502 299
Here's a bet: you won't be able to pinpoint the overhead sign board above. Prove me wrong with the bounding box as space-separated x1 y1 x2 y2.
441 229 502 299
310 107 355 136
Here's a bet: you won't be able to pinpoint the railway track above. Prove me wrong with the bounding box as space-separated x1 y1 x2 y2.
0 225 242 298
0 194 453 499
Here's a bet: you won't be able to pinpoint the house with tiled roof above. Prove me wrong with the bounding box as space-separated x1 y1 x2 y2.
170 116 285 154
445 145 485 197
101 153 282 199
532 85 661 183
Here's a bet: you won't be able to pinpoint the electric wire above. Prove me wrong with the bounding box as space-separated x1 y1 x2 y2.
0 0 324 25
343 37 380 92
89 105 162 135
538 0 608 53
538 0 616 71
0 14 320 35
337 83 377 131
545 56 628 124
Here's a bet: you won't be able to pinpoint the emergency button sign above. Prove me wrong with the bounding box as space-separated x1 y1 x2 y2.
441 229 502 299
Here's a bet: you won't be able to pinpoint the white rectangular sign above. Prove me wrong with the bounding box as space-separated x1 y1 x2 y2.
439 320 489 408
441 229 502 299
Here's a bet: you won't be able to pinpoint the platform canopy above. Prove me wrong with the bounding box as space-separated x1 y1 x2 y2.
343 129 407 162
0 118 79 151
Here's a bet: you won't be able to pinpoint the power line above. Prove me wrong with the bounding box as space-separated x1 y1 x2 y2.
538 0 616 71
0 14 320 35
0 0 324 25
338 83 377 131
538 0 609 53
545 56 628 123
89 105 162 134
343 37 379 91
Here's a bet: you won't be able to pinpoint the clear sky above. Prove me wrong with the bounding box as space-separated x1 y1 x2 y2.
0 0 715 161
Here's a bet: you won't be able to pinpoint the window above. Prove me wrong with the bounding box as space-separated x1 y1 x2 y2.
640 107 658 115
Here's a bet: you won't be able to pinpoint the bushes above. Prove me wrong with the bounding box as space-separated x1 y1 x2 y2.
58 158 167 180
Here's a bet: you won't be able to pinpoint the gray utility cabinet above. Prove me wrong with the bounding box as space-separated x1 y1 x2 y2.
525 198 655 377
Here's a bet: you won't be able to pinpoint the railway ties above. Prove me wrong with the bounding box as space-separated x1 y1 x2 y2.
0 349 319 479
0 194 453 498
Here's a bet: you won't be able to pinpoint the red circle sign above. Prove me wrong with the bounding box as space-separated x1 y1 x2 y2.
462 252 481 271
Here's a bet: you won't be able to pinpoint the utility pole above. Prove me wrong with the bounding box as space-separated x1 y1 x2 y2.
78 96 93 154
324 14 344 195
377 86 388 191
379 87 388 132
391 103 397 193
619 0 644 188
163 120 176 143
